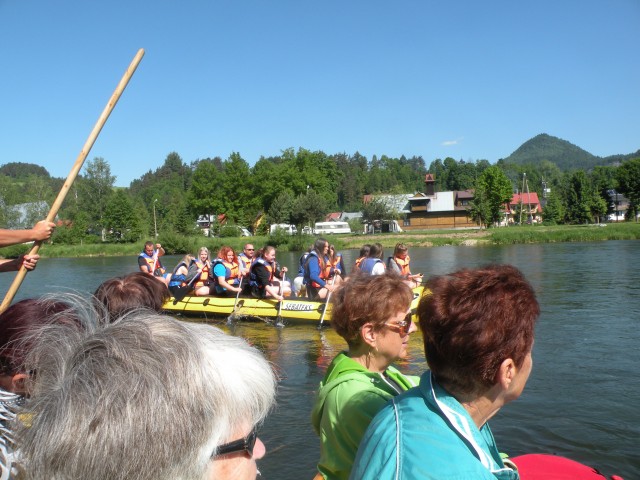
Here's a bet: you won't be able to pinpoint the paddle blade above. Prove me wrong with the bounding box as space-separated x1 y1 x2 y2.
172 286 192 304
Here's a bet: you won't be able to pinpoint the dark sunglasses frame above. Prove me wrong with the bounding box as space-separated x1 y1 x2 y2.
212 428 257 458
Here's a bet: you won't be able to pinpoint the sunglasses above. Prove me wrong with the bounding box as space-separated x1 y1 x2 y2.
384 313 413 336
246 248 255 251
212 428 257 458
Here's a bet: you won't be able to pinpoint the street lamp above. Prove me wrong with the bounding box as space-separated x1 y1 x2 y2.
153 199 158 239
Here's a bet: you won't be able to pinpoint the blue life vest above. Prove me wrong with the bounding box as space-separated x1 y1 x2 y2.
168 261 189 288
359 257 382 274
249 257 274 289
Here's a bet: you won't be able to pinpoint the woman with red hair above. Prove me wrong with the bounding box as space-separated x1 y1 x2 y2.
352 265 623 479
211 246 243 296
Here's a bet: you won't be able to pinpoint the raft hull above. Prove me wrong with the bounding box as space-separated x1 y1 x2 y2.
163 286 425 324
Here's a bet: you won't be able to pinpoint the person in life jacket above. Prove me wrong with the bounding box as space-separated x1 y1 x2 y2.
193 247 212 297
353 244 371 271
293 246 313 297
358 242 386 275
303 238 337 300
138 241 171 286
210 246 243 297
237 243 255 277
168 254 199 296
249 245 290 301
325 244 347 285
387 243 423 288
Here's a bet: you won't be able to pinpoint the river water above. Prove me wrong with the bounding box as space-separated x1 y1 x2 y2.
0 241 638 478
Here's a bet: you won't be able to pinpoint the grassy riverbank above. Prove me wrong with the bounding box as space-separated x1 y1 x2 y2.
2 222 638 259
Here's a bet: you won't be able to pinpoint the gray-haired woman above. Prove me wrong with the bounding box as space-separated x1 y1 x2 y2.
17 309 277 480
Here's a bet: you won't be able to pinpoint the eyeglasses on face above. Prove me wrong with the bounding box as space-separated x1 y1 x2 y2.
212 428 257 458
384 313 413 336
246 248 255 251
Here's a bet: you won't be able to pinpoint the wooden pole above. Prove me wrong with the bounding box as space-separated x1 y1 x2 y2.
0 48 145 313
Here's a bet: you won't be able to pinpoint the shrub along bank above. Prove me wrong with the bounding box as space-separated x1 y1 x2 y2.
1 223 638 259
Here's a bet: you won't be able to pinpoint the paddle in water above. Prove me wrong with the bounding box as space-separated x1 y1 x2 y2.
227 275 245 324
275 271 287 328
317 275 336 329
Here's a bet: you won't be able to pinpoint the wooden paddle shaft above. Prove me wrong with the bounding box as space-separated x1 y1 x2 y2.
0 48 145 314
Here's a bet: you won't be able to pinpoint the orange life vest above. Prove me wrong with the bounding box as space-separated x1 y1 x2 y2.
391 255 411 276
194 260 210 288
323 255 341 279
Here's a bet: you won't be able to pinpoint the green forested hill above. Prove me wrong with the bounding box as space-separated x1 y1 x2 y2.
504 133 598 170
504 133 639 171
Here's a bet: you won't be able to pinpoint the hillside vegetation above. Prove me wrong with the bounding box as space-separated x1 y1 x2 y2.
504 133 639 172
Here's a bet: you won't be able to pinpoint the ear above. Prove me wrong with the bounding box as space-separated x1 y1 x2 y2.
497 358 516 391
10 373 28 395
359 323 377 348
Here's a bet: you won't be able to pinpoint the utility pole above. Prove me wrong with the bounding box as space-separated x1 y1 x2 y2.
153 199 158 239
519 173 526 225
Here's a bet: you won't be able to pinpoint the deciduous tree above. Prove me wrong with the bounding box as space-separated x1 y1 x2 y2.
470 166 512 227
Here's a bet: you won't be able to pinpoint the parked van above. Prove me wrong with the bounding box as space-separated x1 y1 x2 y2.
313 221 352 235
269 224 298 235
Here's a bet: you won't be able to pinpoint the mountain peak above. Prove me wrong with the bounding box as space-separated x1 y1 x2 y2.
504 133 599 170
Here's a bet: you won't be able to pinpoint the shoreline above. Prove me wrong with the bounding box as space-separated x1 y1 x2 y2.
1 223 638 259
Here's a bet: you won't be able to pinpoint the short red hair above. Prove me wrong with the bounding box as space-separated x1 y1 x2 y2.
419 264 539 396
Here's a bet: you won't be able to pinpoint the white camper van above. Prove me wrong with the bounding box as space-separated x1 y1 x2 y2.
313 221 352 235
269 224 298 235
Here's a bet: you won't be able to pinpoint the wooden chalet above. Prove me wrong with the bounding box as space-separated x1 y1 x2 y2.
402 174 478 230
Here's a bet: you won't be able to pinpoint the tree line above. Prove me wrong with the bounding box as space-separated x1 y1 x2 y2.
0 149 638 245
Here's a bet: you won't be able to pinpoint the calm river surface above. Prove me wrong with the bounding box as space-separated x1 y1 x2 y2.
0 240 638 478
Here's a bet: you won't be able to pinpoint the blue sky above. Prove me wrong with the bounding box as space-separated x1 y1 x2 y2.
1 1 638 187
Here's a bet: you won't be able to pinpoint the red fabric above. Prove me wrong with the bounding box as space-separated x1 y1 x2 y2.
512 454 623 480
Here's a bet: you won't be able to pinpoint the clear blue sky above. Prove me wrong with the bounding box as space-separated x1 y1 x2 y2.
1 0 638 187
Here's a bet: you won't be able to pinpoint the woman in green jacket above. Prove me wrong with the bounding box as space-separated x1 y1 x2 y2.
311 272 419 480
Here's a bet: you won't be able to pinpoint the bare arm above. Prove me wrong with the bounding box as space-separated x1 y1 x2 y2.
0 221 56 248
0 254 39 272
217 276 242 293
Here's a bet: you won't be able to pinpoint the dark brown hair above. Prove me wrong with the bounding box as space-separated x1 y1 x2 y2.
93 272 170 321
331 272 413 346
418 264 539 396
0 298 79 375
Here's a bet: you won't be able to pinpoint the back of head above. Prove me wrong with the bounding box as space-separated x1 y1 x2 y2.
331 272 412 346
368 243 383 259
93 272 170 321
18 311 276 480
418 264 539 396
358 244 371 258
0 298 79 378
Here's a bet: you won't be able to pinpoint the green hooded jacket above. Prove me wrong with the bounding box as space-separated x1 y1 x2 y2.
311 352 419 480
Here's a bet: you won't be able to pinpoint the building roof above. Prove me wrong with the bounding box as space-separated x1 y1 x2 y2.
456 189 474 200
364 194 413 214
340 212 362 221
509 192 540 207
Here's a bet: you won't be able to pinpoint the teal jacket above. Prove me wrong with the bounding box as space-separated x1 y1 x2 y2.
311 352 418 480
350 372 520 480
